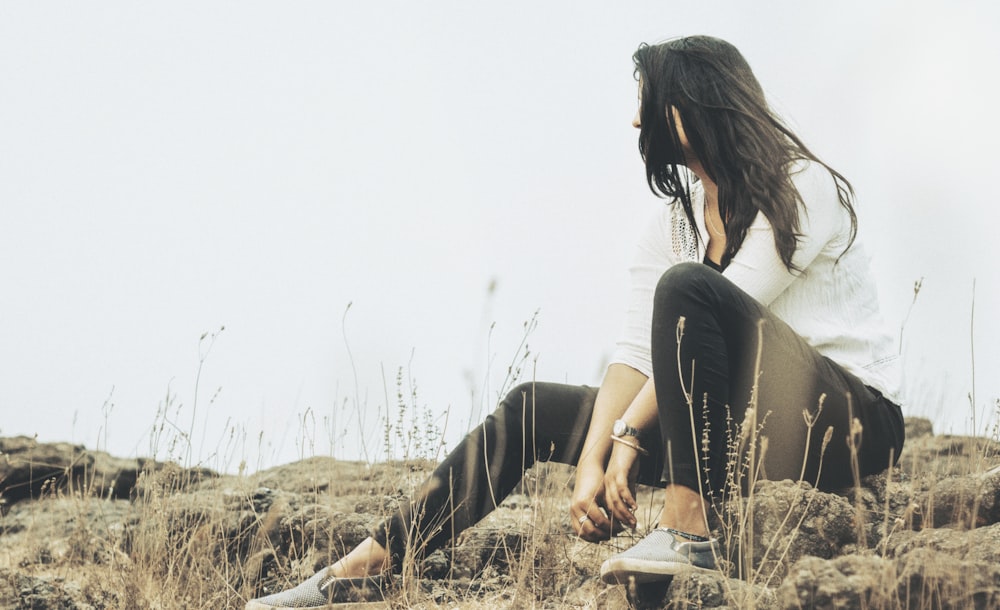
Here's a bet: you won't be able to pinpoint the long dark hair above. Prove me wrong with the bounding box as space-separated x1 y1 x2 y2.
633 36 856 270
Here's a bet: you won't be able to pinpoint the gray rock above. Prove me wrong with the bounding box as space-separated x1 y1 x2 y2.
920 464 1000 528
905 417 934 440
722 480 858 585
3 422 999 609
895 547 1000 610
883 521 1000 565
839 470 925 545
670 571 777 610
0 436 215 506
278 504 372 559
625 571 776 610
0 437 95 503
777 548 1000 610
450 526 526 578
896 433 1000 479
776 554 893 610
15 574 82 610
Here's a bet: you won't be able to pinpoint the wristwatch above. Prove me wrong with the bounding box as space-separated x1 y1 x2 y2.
611 419 649 456
612 419 641 439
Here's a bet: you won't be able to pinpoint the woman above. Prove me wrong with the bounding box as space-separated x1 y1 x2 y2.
246 35 904 608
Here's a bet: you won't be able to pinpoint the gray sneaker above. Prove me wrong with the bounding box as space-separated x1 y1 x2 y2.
600 528 719 585
245 569 393 609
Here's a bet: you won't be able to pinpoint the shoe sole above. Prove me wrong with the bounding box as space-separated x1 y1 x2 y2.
600 557 715 584
245 573 394 609
245 601 389 610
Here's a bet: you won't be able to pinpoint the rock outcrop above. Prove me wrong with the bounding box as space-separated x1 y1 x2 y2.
0 435 215 507
1 417 999 609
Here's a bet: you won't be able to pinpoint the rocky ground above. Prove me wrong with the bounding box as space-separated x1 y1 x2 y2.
2 418 999 609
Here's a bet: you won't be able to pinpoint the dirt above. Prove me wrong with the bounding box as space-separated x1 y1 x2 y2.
2 418 1000 609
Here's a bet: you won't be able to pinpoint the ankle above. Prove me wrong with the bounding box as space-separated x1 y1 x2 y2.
659 519 711 538
660 485 709 537
328 538 390 578
329 557 387 579
657 526 710 542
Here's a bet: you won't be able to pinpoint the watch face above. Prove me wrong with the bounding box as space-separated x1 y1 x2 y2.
613 420 626 437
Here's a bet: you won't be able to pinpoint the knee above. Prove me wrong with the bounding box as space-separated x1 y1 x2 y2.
479 383 537 442
655 261 715 302
493 382 535 423
499 383 536 417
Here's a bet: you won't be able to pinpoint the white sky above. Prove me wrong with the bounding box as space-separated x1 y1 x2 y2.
2 1 998 472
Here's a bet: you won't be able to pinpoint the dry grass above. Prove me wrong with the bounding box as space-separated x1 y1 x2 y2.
3 404 1000 609
4 313 1000 609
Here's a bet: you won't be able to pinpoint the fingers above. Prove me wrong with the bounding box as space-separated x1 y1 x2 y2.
584 502 629 539
569 462 641 542
618 485 638 518
604 445 641 527
574 507 609 541
605 476 638 528
610 518 628 535
571 499 614 542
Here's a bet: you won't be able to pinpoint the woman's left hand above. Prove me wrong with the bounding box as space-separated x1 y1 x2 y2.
603 443 640 528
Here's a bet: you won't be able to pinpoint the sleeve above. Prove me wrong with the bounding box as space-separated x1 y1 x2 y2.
609 205 691 377
721 162 847 305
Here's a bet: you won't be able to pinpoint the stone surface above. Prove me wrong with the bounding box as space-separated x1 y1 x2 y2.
720 479 858 585
0 435 215 506
895 547 1000 610
883 521 1000 564
896 432 1000 479
776 554 894 610
3 418 1000 609
920 464 1000 528
904 417 934 440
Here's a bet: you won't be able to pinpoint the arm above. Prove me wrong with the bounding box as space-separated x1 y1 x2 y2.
576 364 651 471
570 363 647 541
602 376 659 527
613 205 687 378
572 199 686 539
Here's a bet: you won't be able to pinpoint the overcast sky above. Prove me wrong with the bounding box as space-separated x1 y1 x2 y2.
2 1 997 472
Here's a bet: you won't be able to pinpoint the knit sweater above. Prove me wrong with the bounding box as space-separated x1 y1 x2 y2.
610 161 903 406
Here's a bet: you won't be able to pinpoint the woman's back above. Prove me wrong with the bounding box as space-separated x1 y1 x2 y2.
612 160 902 404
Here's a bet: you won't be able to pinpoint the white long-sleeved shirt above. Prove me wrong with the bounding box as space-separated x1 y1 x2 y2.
610 161 903 405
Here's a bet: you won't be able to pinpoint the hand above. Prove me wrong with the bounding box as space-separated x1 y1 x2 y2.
604 442 640 528
570 463 625 542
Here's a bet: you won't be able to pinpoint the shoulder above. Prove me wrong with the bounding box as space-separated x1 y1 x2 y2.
788 158 839 202
787 159 847 224
785 159 854 250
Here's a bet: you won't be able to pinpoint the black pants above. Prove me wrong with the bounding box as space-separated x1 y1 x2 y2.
372 262 904 568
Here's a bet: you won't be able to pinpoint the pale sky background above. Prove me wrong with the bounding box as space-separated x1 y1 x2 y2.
2 2 998 473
